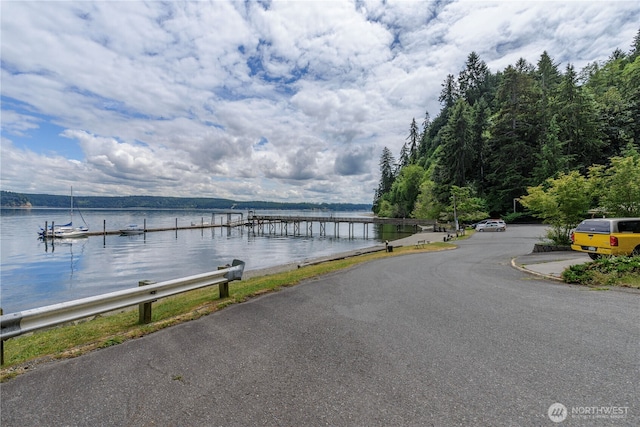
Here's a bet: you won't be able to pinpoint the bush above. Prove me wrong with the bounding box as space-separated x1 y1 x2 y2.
501 211 538 224
562 256 640 286
543 225 573 246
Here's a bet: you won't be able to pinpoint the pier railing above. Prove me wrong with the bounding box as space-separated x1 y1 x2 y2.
0 260 245 362
244 213 436 237
247 213 435 226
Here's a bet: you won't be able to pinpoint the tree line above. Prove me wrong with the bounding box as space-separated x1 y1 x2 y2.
0 191 371 212
374 29 640 224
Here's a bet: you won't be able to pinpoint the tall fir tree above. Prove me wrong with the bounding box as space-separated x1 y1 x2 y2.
398 142 410 170
469 97 490 189
417 111 431 160
555 64 604 169
373 147 396 214
436 99 473 188
439 74 459 109
407 118 419 163
458 52 490 106
485 64 541 212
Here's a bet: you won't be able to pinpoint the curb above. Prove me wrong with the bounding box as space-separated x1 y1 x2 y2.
511 258 564 282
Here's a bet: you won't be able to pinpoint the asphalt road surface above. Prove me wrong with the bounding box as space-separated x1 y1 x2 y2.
1 225 638 426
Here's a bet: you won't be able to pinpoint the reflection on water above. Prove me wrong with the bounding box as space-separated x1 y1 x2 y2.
1 208 414 312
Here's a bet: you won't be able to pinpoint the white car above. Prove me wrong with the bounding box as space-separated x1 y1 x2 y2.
472 219 489 229
476 220 506 232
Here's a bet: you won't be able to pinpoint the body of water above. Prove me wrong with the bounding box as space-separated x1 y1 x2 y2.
1 208 414 313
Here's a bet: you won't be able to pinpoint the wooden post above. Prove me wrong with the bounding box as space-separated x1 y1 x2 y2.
138 280 155 324
217 266 229 298
1 308 3 365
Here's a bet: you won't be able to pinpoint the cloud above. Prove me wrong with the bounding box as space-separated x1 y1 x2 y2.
0 109 41 137
1 0 638 204
334 147 371 176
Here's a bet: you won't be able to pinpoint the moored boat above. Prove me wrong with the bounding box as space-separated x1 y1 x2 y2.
38 187 89 238
39 223 89 238
119 224 145 235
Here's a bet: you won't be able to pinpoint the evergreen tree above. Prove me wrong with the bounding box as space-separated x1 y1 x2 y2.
630 28 640 60
398 142 410 169
534 51 563 179
533 116 568 182
469 97 490 188
536 51 561 93
439 74 459 109
458 51 490 106
417 111 431 160
622 56 640 144
514 57 534 74
485 64 541 212
373 147 396 214
407 118 419 163
436 99 473 188
555 64 604 169
584 56 634 159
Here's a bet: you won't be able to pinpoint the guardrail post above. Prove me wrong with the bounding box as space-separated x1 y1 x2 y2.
217 266 230 298
138 280 155 324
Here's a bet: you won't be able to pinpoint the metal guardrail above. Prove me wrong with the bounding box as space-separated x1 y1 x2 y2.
0 259 245 342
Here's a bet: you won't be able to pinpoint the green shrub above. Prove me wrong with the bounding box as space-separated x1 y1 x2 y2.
544 225 573 246
501 211 537 224
562 256 640 286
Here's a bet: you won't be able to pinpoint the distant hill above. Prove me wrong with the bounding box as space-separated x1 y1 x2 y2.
0 191 372 211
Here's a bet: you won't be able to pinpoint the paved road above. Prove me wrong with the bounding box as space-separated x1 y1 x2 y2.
2 225 638 426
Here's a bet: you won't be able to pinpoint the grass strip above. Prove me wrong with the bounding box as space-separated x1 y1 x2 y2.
1 242 454 381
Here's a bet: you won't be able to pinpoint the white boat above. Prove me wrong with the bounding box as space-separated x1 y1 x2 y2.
119 224 145 235
40 224 89 238
39 187 89 238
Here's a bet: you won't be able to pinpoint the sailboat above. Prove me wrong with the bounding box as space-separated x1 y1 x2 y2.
39 187 89 238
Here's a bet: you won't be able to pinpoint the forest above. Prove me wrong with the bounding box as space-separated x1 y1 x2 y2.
0 191 370 212
373 29 640 223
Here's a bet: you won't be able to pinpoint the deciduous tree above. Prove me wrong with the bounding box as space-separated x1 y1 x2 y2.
520 171 591 244
588 150 640 217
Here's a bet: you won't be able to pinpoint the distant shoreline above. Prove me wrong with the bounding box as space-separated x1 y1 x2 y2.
0 190 372 212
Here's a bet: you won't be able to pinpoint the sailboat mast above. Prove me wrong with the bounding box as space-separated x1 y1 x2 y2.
70 186 73 225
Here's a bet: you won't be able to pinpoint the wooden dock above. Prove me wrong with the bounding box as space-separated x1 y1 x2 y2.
42 212 245 238
40 212 438 239
244 214 436 238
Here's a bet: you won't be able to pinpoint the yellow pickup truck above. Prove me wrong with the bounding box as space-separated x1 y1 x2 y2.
570 218 640 259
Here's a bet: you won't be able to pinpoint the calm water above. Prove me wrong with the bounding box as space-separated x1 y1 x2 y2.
1 208 413 312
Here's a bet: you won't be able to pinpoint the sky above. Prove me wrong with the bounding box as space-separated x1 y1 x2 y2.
1 1 639 205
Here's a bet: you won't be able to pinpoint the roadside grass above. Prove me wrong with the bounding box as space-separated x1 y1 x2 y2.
1 241 454 380
562 256 640 289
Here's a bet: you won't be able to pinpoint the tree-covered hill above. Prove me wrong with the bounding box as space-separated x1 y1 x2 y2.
0 191 371 211
374 29 640 221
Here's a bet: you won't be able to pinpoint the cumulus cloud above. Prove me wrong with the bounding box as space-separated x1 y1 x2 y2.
334 147 371 176
1 1 638 203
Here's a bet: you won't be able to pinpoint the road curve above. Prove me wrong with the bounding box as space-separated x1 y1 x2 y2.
1 225 638 426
